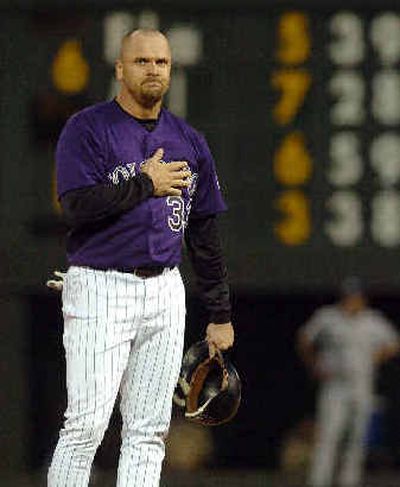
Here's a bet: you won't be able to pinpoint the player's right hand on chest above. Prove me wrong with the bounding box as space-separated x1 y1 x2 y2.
141 148 192 197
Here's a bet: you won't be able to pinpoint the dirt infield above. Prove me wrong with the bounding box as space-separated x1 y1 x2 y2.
4 469 400 487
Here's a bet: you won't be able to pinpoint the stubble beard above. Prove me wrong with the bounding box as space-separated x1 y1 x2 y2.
137 81 169 109
139 91 163 109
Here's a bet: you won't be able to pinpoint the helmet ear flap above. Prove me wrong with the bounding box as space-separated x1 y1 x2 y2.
173 341 209 409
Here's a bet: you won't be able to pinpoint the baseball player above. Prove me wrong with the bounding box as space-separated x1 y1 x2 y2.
297 278 400 487
47 29 234 487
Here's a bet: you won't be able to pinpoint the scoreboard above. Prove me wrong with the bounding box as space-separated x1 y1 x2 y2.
25 5 400 291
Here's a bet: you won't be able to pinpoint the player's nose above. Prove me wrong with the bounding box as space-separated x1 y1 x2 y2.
146 60 159 73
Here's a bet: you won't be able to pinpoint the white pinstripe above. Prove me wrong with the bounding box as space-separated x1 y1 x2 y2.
48 266 186 487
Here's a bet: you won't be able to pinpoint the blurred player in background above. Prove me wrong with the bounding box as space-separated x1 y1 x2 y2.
47 29 234 487
297 277 400 487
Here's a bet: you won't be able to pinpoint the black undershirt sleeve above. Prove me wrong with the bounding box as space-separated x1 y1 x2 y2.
60 172 154 228
185 215 232 324
60 116 157 228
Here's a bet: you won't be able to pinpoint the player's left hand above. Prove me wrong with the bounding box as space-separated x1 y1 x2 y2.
206 322 234 357
46 270 66 291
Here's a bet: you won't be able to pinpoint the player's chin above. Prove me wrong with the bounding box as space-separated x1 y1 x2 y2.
140 90 164 107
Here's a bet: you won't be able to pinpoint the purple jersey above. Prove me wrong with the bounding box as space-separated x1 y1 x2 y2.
56 101 227 269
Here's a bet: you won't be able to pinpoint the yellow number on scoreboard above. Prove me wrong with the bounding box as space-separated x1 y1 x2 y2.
271 70 311 125
274 131 312 185
274 190 311 245
52 39 90 94
277 11 311 65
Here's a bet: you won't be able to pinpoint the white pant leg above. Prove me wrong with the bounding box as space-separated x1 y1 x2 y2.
116 269 186 487
337 395 372 487
309 383 351 487
48 267 137 487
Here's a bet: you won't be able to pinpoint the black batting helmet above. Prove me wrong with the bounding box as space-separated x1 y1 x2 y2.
173 340 241 426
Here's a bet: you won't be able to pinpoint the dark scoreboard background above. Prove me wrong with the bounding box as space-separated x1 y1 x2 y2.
16 5 400 292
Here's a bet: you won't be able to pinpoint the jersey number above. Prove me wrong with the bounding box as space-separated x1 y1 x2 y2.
167 196 185 232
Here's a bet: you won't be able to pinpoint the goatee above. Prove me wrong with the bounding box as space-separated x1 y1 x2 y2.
140 92 163 109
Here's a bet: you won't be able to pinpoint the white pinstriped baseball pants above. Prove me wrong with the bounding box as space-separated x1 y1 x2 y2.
48 266 186 487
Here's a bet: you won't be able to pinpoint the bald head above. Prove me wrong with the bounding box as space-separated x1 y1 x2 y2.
119 29 171 61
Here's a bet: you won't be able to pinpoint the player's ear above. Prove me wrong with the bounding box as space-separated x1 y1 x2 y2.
115 59 123 81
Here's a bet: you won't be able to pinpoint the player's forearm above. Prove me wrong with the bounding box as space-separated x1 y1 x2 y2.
185 215 231 323
199 279 231 324
60 173 154 228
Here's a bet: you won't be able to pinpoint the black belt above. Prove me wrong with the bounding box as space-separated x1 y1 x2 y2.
79 265 173 279
120 266 173 279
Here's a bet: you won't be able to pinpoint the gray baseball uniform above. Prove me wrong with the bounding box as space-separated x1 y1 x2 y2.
301 304 399 487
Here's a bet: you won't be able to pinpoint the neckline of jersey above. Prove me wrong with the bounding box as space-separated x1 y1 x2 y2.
112 98 161 125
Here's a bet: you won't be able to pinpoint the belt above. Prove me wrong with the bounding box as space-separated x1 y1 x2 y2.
78 265 173 279
122 266 173 279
